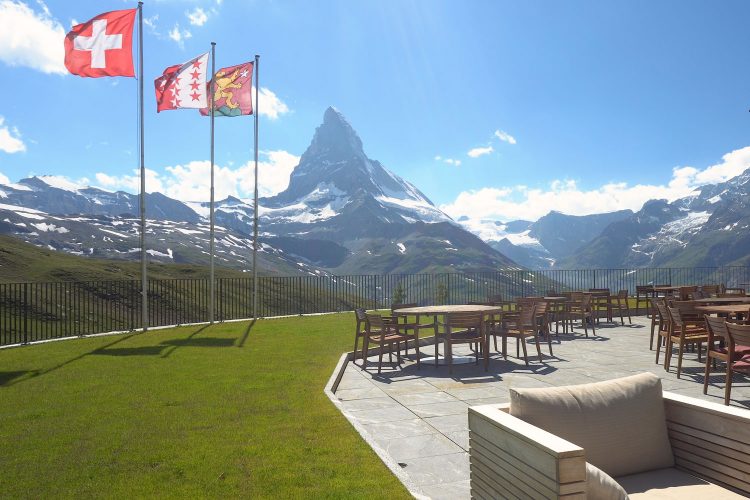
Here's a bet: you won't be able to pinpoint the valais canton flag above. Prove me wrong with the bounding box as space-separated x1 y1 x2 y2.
154 53 210 112
200 62 254 117
64 9 136 77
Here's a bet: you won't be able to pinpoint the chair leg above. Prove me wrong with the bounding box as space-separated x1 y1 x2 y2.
676 342 685 378
534 335 543 363
665 340 673 371
725 367 733 405
502 335 508 360
520 335 529 366
703 355 711 395
626 305 632 324
361 337 369 370
353 335 360 362
434 336 439 368
655 334 662 365
447 342 453 375
414 335 420 369
378 343 384 374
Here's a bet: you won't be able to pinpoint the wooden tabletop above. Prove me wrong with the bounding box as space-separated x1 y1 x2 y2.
695 304 750 315
653 286 682 292
693 297 750 304
393 304 502 315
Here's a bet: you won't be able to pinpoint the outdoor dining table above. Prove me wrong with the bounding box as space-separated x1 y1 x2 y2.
694 304 750 320
693 297 750 304
393 304 502 365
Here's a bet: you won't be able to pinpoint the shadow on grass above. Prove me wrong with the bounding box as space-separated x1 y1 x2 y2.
160 324 210 359
2 334 136 387
161 337 236 348
91 346 167 356
237 319 256 348
0 371 35 387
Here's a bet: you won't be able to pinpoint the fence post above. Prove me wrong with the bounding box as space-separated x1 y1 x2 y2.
374 275 378 310
593 269 597 289
23 282 29 344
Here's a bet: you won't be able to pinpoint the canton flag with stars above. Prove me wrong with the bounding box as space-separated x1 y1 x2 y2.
154 53 210 112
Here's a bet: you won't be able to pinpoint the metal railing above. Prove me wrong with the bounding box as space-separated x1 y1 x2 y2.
2 266 750 346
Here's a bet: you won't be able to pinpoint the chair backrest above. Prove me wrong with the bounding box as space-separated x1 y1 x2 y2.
588 288 609 293
636 285 653 294
365 312 389 330
546 289 558 297
519 303 538 327
391 302 417 311
355 308 367 321
673 300 700 318
704 315 729 344
667 306 685 328
689 290 706 300
678 286 697 300
654 300 669 324
701 284 720 296
444 311 484 330
617 289 628 299
726 322 750 349
487 294 504 303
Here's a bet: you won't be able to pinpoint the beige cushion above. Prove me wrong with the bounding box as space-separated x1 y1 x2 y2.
509 372 673 477
587 462 629 500
618 467 745 499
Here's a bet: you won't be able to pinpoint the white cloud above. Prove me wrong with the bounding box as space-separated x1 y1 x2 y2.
252 87 290 120
467 145 493 158
494 129 517 145
94 150 300 201
143 14 159 34
434 155 461 167
441 145 750 223
168 23 192 47
0 171 10 184
186 7 208 26
0 116 26 153
0 0 66 74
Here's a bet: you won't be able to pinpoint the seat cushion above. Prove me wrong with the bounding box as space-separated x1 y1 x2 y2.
617 467 745 499
509 372 673 477
587 462 628 500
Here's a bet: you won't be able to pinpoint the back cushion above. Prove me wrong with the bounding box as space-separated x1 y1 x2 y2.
509 372 673 477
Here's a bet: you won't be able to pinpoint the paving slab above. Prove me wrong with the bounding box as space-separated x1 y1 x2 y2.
331 316 750 499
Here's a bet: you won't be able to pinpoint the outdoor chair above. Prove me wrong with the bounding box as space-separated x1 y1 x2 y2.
486 293 514 311
352 308 368 363
588 288 612 323
663 305 708 378
677 285 698 301
719 322 750 405
703 316 750 404
435 311 486 374
565 292 595 337
468 372 750 498
498 303 546 365
610 289 632 325
689 289 707 300
636 285 655 316
391 302 434 354
361 312 419 374
701 284 720 297
650 298 667 350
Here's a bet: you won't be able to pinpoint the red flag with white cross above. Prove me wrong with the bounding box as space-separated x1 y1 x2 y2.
154 53 210 112
64 9 136 78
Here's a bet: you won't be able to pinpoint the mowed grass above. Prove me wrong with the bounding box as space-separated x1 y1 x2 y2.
0 313 410 499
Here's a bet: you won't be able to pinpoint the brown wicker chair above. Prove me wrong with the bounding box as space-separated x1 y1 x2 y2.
499 303 544 365
362 312 419 374
435 311 486 374
664 305 707 378
703 316 750 403
722 322 750 405
610 289 632 325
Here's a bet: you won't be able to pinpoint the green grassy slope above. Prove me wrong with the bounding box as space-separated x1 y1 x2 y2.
0 314 409 499
0 235 249 284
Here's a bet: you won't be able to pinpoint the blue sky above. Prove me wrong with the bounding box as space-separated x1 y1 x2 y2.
1 0 750 225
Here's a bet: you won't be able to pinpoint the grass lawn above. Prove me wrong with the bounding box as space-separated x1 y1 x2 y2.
0 313 410 499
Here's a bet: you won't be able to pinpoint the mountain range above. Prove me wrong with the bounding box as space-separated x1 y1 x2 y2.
0 107 517 276
2 106 749 274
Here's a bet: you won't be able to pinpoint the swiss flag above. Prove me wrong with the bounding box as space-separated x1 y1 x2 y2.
154 53 210 112
64 9 136 78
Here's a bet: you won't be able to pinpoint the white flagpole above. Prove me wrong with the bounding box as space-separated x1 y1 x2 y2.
209 42 216 324
138 1 148 331
252 54 260 318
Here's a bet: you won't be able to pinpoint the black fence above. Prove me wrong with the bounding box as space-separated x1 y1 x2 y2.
2 266 750 346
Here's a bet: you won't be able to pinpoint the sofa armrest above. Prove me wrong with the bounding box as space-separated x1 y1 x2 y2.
468 403 587 499
663 391 750 495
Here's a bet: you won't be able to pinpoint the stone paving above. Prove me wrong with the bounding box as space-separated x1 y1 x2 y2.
331 316 750 499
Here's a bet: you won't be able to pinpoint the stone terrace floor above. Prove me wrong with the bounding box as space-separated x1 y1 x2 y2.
331 316 750 500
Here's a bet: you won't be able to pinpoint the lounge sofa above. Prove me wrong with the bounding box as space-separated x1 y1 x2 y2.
468 373 750 498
